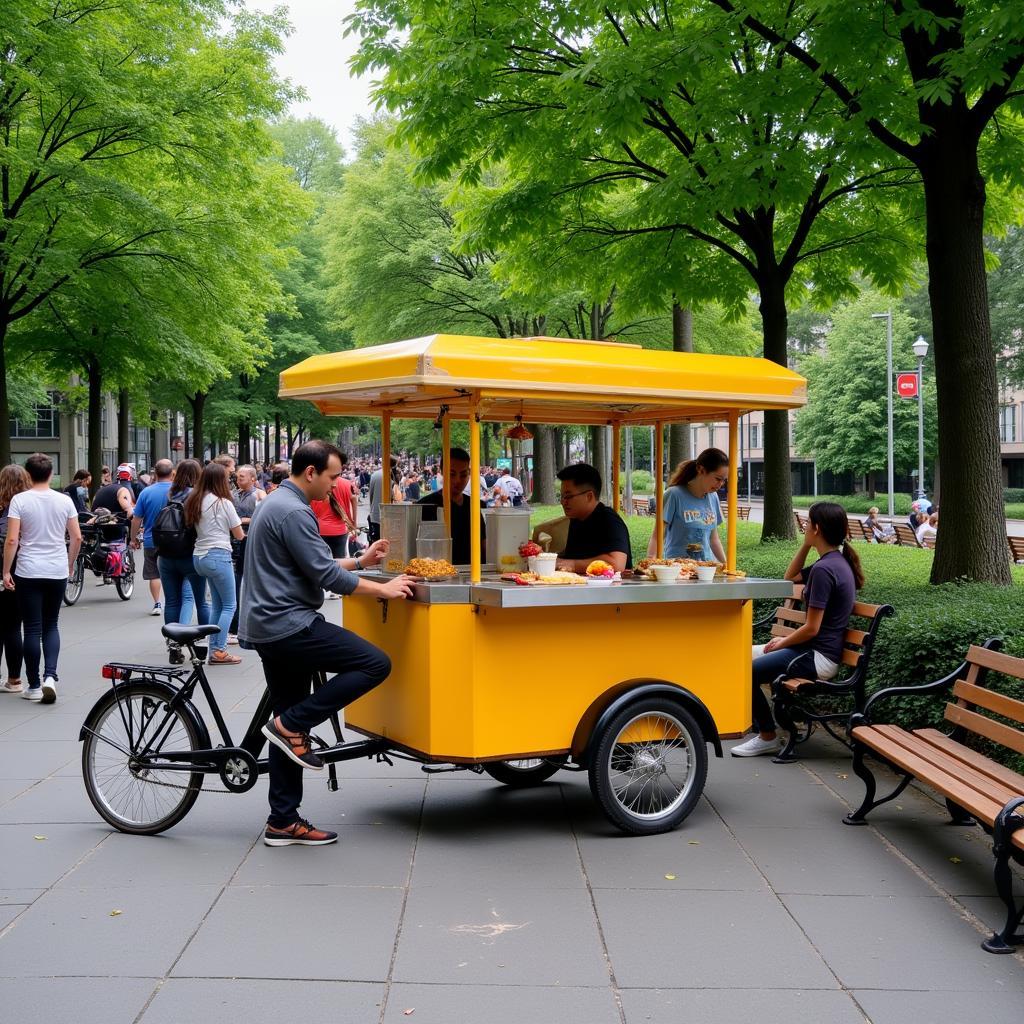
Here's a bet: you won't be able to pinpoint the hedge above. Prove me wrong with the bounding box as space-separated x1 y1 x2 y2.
795 492 1024 520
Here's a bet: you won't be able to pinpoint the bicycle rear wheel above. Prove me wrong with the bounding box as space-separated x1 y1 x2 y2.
64 557 85 606
81 682 203 835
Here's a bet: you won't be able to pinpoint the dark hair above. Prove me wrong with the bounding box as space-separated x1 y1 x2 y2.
669 447 728 488
171 459 201 496
271 463 290 485
808 501 865 589
184 462 231 527
447 447 470 465
71 468 91 483
556 462 602 498
291 440 343 477
24 452 53 483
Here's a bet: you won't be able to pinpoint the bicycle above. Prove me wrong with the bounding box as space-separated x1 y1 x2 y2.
79 623 388 835
64 510 136 605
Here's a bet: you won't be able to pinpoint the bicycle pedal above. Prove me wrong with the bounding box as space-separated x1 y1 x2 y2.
309 733 331 749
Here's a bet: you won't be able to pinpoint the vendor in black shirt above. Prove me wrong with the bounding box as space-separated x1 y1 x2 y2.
555 463 632 572
416 447 486 566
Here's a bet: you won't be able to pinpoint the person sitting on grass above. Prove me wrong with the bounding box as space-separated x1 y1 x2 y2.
731 501 864 758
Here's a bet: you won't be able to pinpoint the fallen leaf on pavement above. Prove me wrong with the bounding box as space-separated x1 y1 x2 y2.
109 909 123 916
664 874 676 880
33 835 46 841
403 1010 415 1016
687 841 700 846
949 856 963 864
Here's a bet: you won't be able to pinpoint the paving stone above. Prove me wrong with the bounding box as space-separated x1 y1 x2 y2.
173 884 403 981
0 884 221 977
780 893 1024 991
703 777 850 829
0 777 101 824
595 889 836 989
0 778 36 805
853 988 1024 1024
298 777 427 826
0 822 109 888
0 977 155 1024
0 740 78 779
619 987 866 1024
142 978 384 1023
383 983 620 1023
732 825 934 896
0 888 44 906
393 887 608 987
233 825 415 888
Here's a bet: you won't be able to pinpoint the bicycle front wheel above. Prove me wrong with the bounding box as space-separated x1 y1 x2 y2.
81 683 203 835
64 557 85 606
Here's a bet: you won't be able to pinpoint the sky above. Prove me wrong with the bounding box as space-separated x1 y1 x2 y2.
244 0 378 155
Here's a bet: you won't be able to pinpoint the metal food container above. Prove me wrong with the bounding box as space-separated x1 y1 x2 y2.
484 507 531 573
381 503 423 572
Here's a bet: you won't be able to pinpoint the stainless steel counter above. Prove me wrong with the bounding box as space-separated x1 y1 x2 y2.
357 572 792 608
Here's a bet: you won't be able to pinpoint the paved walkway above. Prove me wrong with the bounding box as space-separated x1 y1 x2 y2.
0 585 1022 1023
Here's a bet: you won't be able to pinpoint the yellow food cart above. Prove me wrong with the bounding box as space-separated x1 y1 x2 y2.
279 334 806 834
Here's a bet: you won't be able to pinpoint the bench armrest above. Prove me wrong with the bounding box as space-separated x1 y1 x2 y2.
853 637 1004 727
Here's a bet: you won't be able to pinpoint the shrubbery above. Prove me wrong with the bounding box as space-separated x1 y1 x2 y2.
792 493 915 514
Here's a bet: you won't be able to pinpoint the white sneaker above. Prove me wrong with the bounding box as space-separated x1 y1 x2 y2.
41 677 57 704
730 734 781 758
150 602 163 617
1 680 24 694
227 634 239 646
21 687 43 702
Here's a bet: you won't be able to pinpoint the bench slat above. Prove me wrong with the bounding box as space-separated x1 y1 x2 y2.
774 607 807 625
965 644 1024 681
770 624 795 639
851 725 1004 826
872 725 1022 808
944 704 1024 756
843 628 869 646
851 601 887 619
952 679 1024 726
915 728 1024 796
839 649 861 668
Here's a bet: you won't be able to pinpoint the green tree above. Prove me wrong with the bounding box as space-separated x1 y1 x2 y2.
706 0 1024 582
350 2 920 542
0 0 298 464
795 291 937 491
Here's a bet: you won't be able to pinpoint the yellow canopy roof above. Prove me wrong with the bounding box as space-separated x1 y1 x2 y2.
278 334 806 425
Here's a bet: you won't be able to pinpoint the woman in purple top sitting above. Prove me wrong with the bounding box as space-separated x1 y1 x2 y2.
732 501 865 758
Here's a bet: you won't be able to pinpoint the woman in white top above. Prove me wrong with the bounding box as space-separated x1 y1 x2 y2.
1 454 82 703
185 463 244 665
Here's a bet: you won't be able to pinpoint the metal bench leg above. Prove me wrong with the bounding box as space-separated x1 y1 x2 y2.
843 743 912 826
982 797 1024 954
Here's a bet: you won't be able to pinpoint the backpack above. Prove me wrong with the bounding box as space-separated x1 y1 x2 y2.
153 498 196 558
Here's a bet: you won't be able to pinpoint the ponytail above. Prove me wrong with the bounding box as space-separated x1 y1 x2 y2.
668 447 728 488
808 501 866 589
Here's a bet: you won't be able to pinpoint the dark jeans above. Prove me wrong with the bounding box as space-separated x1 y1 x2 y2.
323 534 348 558
0 585 23 680
228 538 245 636
367 521 380 544
15 576 66 688
255 615 391 827
751 645 816 733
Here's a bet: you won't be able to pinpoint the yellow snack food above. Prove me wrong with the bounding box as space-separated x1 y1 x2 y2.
405 558 458 579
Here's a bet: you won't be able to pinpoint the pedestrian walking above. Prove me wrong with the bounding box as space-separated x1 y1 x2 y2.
63 470 91 515
226 465 266 644
367 456 396 544
186 462 244 665
1 453 82 704
156 459 208 636
239 440 413 846
0 465 31 694
129 459 176 616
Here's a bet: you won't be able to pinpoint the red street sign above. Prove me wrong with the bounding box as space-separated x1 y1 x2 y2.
896 372 919 399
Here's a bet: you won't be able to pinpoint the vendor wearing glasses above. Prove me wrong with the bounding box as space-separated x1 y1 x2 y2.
646 447 729 564
555 464 632 572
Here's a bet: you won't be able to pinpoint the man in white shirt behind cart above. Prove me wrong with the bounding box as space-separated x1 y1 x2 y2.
491 468 525 507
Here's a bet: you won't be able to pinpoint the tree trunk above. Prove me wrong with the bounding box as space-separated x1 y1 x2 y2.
669 301 694 470
274 413 282 462
117 388 130 464
530 424 557 504
149 408 158 466
238 419 250 464
87 354 103 498
920 137 1010 584
286 423 294 454
184 418 191 459
263 422 270 465
758 281 796 541
589 426 607 490
482 423 491 467
0 322 10 467
189 392 206 464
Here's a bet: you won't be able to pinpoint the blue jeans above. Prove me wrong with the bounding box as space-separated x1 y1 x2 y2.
158 555 209 628
193 548 235 653
751 645 815 733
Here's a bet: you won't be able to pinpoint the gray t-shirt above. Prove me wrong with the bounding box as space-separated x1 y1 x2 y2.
238 481 359 645
368 469 384 525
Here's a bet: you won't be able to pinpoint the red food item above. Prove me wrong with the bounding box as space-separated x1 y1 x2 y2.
519 540 543 557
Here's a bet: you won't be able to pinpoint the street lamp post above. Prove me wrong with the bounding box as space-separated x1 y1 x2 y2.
913 335 929 500
871 312 895 518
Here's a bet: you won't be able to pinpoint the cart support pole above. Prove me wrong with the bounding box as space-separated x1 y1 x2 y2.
655 420 665 557
441 411 451 532
727 412 738 571
611 422 621 513
469 397 481 583
381 413 391 506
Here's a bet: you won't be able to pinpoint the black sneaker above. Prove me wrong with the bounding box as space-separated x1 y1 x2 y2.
261 719 325 771
264 818 338 847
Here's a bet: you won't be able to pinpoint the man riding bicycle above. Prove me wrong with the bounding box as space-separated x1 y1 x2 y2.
239 440 414 847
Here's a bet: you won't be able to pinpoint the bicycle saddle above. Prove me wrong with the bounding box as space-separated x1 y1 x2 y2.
161 623 220 643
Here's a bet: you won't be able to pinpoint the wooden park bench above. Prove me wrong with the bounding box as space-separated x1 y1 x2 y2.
793 510 809 533
893 523 922 547
631 496 651 517
753 584 893 763
721 504 751 521
1009 536 1024 564
844 639 1024 954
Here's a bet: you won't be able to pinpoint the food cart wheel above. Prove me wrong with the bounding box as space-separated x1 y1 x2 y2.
588 698 707 836
482 758 565 788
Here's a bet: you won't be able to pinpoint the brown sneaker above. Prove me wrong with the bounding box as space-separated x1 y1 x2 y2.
263 818 338 847
261 718 324 771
